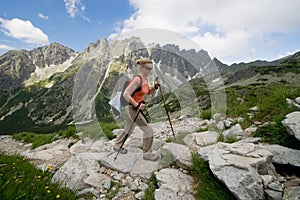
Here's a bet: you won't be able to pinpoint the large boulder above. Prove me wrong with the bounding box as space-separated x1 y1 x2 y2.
198 142 275 200
282 111 300 142
155 168 195 200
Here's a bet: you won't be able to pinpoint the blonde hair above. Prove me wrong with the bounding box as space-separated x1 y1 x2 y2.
136 58 153 65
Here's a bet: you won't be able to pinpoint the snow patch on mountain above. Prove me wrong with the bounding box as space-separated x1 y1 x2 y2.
24 54 78 87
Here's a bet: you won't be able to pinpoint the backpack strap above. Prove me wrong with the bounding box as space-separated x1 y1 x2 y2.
132 75 143 96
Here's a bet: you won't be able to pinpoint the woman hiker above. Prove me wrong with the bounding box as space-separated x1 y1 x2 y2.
113 58 161 161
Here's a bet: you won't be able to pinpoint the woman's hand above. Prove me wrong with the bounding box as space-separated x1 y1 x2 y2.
134 102 145 110
154 79 160 89
138 103 145 110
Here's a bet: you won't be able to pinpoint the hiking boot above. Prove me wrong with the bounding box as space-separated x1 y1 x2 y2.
143 152 160 161
113 146 128 154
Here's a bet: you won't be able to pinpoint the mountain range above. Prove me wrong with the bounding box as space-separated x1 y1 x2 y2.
0 37 299 134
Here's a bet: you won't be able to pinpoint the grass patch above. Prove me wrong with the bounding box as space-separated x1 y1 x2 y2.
142 173 158 200
201 109 211 120
190 154 236 200
225 84 300 123
252 122 300 150
217 134 239 144
12 126 78 149
165 131 189 145
106 180 122 199
0 153 83 200
13 132 55 149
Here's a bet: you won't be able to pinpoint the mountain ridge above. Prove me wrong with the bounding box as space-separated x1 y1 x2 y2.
0 37 299 134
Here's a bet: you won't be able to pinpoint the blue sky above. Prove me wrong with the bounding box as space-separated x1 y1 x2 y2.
1 0 300 65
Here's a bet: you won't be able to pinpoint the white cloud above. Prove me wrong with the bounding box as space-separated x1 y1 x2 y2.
38 13 49 20
64 0 80 17
64 0 84 17
0 44 14 50
115 0 300 64
64 0 91 22
0 18 49 45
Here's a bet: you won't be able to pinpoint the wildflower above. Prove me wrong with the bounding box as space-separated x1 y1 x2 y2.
45 186 49 189
37 175 41 179
47 165 53 171
47 190 51 194
56 194 60 198
0 173 3 176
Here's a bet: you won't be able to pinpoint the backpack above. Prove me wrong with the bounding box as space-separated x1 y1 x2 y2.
120 75 142 107
109 75 143 119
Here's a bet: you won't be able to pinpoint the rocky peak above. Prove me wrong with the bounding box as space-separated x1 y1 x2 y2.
0 49 35 90
29 42 76 67
75 38 110 61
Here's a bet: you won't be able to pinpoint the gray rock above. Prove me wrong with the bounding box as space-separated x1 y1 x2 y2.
286 98 300 109
135 191 145 200
222 123 244 138
261 175 274 187
130 156 162 180
264 189 282 200
22 138 76 170
161 143 192 169
268 182 283 192
295 97 300 104
183 131 219 150
155 168 195 200
198 142 276 200
155 188 195 200
282 111 300 141
84 172 111 189
51 153 100 190
257 144 300 167
77 187 99 198
283 186 300 200
100 150 141 173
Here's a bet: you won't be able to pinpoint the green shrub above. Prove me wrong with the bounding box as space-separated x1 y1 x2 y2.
57 126 77 138
100 122 119 140
201 109 211 119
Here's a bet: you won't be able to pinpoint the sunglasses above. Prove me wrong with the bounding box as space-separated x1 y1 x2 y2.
143 66 153 71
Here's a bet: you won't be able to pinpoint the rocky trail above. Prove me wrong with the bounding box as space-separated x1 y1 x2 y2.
1 108 300 200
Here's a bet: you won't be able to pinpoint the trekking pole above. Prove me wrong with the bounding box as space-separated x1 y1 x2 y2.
114 109 140 161
157 83 176 138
